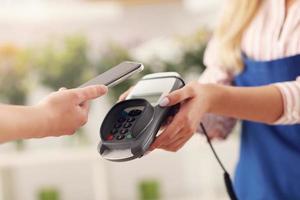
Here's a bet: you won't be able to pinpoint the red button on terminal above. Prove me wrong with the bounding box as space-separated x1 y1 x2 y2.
106 134 114 141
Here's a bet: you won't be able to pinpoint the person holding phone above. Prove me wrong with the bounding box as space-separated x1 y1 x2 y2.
0 61 142 143
0 85 107 143
121 0 300 199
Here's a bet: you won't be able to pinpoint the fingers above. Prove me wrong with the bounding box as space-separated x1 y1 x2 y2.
118 87 133 102
160 120 196 152
152 123 194 152
159 82 197 107
159 136 189 152
160 116 173 128
150 99 202 152
57 86 106 107
151 130 193 152
150 115 184 149
73 85 108 103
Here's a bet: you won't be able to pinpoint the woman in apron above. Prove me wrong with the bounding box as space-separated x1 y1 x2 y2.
150 0 300 199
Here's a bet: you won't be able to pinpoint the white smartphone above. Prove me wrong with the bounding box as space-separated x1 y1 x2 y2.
79 61 144 88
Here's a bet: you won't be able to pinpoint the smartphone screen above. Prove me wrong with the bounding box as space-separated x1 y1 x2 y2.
79 62 143 88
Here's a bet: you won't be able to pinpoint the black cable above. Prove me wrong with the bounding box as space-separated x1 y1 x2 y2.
200 123 238 200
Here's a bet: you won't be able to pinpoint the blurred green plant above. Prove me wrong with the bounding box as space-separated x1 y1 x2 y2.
0 44 32 105
38 187 60 200
96 28 210 101
139 179 161 200
177 28 209 73
35 35 92 90
0 30 209 103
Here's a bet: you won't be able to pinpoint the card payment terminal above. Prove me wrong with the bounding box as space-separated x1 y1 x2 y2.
98 72 185 162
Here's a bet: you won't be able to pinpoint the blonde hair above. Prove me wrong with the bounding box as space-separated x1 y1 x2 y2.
215 0 262 73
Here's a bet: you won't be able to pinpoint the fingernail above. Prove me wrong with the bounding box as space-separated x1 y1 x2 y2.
99 85 108 93
58 87 67 91
159 97 169 107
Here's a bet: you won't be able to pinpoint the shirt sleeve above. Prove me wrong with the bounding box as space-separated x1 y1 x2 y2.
197 37 237 138
273 77 300 124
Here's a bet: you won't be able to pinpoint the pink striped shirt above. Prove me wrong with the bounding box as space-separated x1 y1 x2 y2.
199 0 300 137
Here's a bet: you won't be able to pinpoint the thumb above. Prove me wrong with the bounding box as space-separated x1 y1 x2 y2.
58 87 67 91
159 87 194 107
73 85 108 103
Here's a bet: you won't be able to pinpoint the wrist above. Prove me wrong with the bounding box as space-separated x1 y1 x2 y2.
197 83 227 114
27 105 53 139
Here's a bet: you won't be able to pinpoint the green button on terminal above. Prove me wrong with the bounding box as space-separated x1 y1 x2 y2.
126 134 133 139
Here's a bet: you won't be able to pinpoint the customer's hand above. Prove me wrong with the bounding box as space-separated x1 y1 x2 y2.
150 82 214 152
35 85 108 138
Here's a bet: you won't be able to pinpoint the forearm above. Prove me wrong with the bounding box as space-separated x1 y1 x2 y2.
204 84 284 124
0 104 46 143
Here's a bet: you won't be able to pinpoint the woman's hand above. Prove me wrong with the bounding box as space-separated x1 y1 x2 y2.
118 87 133 102
150 82 215 152
118 82 223 152
35 85 108 138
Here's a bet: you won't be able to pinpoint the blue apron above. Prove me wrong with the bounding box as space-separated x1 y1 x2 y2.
234 54 300 200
